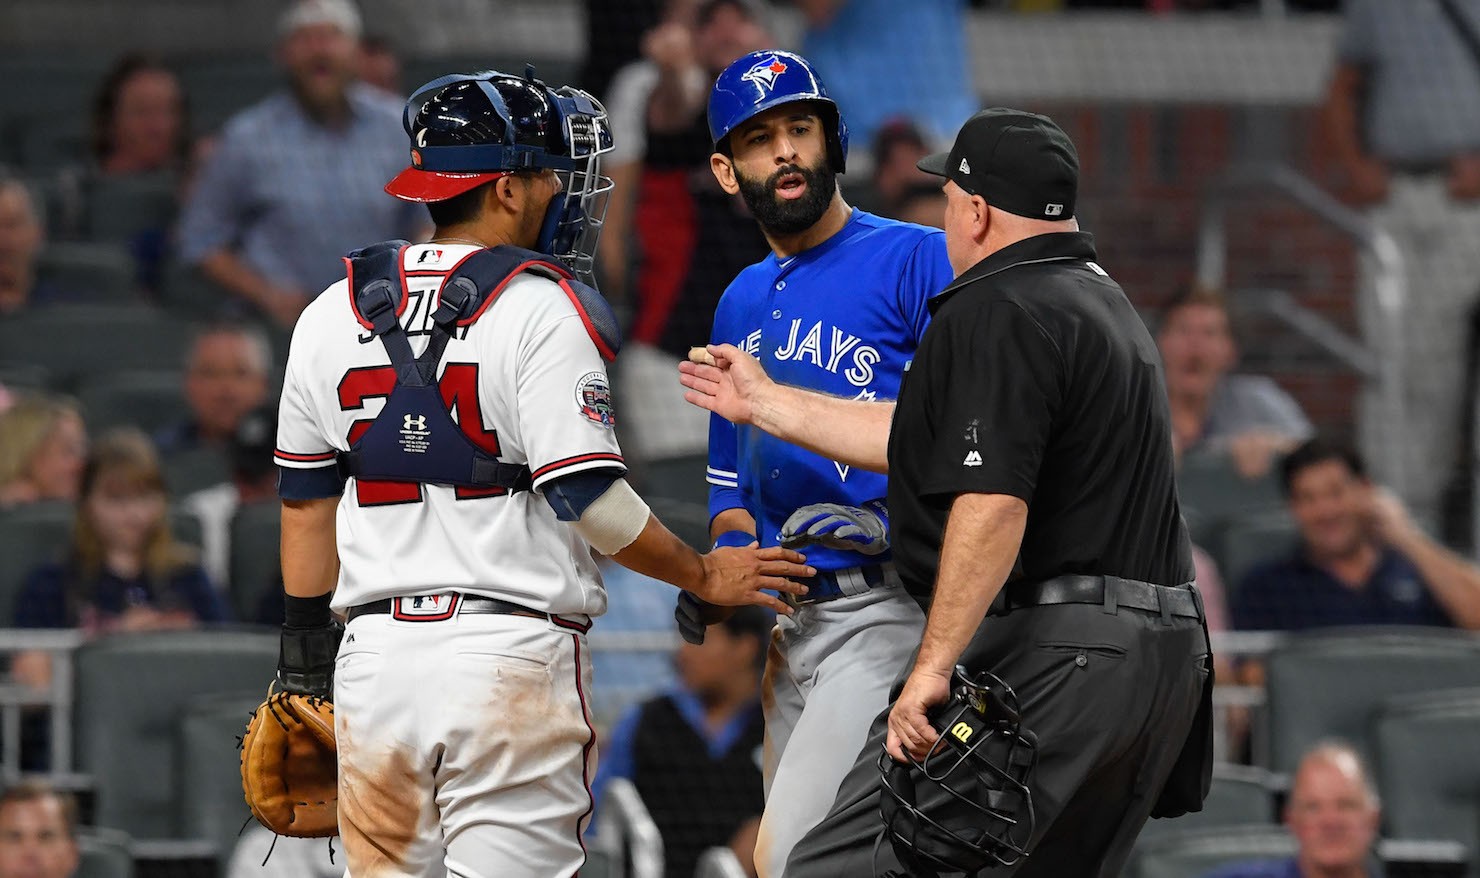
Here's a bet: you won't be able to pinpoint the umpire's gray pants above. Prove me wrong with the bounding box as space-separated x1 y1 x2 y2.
757 586 925 878
784 601 1207 878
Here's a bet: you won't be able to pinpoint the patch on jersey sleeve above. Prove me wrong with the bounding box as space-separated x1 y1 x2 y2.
575 371 616 428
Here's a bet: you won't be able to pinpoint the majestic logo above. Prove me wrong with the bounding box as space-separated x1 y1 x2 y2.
741 55 789 92
959 158 972 174
575 371 616 428
963 450 983 467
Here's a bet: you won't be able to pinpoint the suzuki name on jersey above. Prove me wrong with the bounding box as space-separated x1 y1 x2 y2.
765 319 880 388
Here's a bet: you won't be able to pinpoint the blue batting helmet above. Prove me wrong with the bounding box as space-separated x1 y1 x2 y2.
707 50 849 173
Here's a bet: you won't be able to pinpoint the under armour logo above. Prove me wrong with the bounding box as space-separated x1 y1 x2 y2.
963 450 983 467
404 414 427 431
958 158 971 174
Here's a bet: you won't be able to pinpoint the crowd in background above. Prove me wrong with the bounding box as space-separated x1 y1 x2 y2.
3 0 1480 876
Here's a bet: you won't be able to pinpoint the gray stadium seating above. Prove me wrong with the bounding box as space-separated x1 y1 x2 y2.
177 690 267 871
82 173 179 244
72 629 276 840
156 261 232 321
0 362 53 393
1132 826 1296 878
1177 451 1285 561
76 370 188 435
176 58 279 135
0 502 73 627
160 447 231 498
1217 511 1300 593
1134 764 1278 845
1264 628 1480 775
0 305 193 390
1376 689 1480 870
35 243 139 304
227 500 281 621
76 826 135 878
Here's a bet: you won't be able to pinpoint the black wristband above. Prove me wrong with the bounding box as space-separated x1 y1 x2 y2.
284 592 334 629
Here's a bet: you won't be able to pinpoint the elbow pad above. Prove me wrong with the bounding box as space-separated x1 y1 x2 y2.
570 478 651 555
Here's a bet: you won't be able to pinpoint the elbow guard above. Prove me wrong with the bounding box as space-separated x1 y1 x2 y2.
570 478 651 555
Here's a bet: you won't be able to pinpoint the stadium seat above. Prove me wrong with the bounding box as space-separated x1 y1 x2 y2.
75 370 188 435
0 362 53 393
1131 826 1296 878
82 173 180 244
1177 452 1285 559
72 629 276 840
1134 764 1278 845
1375 689 1480 867
227 501 281 622
0 305 193 390
34 243 140 304
176 58 279 135
161 447 231 498
177 691 266 871
1263 628 1480 775
156 261 232 321
76 826 135 878
1217 511 1299 594
0 502 73 627
14 120 88 174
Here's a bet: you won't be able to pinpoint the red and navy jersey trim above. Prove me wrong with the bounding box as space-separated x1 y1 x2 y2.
274 448 338 463
531 453 625 483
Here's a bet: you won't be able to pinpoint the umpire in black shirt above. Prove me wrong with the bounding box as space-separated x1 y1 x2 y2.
679 108 1211 877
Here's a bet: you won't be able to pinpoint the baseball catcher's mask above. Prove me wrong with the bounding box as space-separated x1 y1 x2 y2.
878 666 1038 874
386 66 614 287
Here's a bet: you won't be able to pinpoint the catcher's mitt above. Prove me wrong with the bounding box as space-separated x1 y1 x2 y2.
240 690 339 838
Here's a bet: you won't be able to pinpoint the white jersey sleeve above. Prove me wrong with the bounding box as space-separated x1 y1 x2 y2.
275 304 344 495
510 294 625 490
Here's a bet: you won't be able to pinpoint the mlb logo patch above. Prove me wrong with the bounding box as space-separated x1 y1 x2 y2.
394 593 460 621
1044 204 1064 217
417 248 444 265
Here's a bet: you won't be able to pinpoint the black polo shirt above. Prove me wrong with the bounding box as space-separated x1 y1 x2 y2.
887 231 1193 604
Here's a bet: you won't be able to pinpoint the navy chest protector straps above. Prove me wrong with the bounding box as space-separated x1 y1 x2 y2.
335 239 622 492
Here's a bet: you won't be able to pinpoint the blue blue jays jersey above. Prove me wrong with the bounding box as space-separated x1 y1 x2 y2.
706 209 953 572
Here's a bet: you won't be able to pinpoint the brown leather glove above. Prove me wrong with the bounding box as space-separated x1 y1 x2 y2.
240 691 339 837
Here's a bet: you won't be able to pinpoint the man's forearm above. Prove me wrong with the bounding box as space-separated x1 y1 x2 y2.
913 494 1028 676
1390 527 1480 630
281 498 340 598
613 514 707 591
711 507 757 543
753 383 895 473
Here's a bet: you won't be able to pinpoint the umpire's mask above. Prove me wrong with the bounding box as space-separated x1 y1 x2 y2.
878 666 1039 874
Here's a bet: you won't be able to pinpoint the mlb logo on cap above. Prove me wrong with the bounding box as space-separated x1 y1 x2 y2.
1045 204 1063 216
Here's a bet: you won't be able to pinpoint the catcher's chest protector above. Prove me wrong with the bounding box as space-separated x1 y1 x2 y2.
337 240 612 491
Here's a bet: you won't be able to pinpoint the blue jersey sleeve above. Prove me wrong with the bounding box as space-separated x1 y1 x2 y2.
895 231 953 347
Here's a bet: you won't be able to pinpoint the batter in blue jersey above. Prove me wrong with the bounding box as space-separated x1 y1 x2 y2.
674 50 955 878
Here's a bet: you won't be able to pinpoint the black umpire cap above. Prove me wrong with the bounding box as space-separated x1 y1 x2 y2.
917 108 1079 221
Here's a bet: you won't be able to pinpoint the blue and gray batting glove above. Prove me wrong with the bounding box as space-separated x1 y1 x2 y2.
779 500 890 555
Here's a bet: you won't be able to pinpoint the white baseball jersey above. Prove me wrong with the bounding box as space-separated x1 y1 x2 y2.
274 242 624 618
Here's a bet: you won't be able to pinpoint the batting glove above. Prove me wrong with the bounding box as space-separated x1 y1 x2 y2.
779 500 890 555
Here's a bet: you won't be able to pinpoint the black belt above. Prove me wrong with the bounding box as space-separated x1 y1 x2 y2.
991 575 1202 621
347 595 544 622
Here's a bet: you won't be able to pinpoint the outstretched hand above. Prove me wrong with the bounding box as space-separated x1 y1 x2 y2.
695 544 813 615
679 344 773 426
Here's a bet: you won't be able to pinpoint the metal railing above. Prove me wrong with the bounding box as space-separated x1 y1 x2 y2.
592 777 665 878
0 629 84 777
1195 162 1408 498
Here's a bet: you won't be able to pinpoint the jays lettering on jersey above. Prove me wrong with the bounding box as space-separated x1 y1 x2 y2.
707 210 952 570
274 242 624 618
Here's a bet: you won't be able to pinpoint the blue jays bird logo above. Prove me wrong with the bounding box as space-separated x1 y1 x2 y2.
741 55 789 92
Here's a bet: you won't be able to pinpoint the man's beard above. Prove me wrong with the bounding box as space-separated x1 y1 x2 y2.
734 158 837 237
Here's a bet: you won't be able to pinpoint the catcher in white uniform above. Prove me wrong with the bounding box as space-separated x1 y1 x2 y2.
272 69 813 878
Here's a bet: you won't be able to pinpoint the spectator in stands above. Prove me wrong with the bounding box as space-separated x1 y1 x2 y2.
890 182 947 229
1322 0 1480 523
11 429 226 690
357 34 402 96
602 0 770 462
154 322 271 455
0 175 77 317
871 120 935 217
592 606 770 878
0 781 79 878
1234 439 1480 633
581 0 668 104
177 0 423 328
1201 741 1380 878
798 0 977 149
1158 285 1313 478
90 54 190 177
182 405 278 590
0 396 87 509
0 384 13 415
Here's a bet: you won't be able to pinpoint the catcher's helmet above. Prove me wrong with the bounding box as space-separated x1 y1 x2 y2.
386 68 614 285
878 666 1039 874
707 50 848 173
